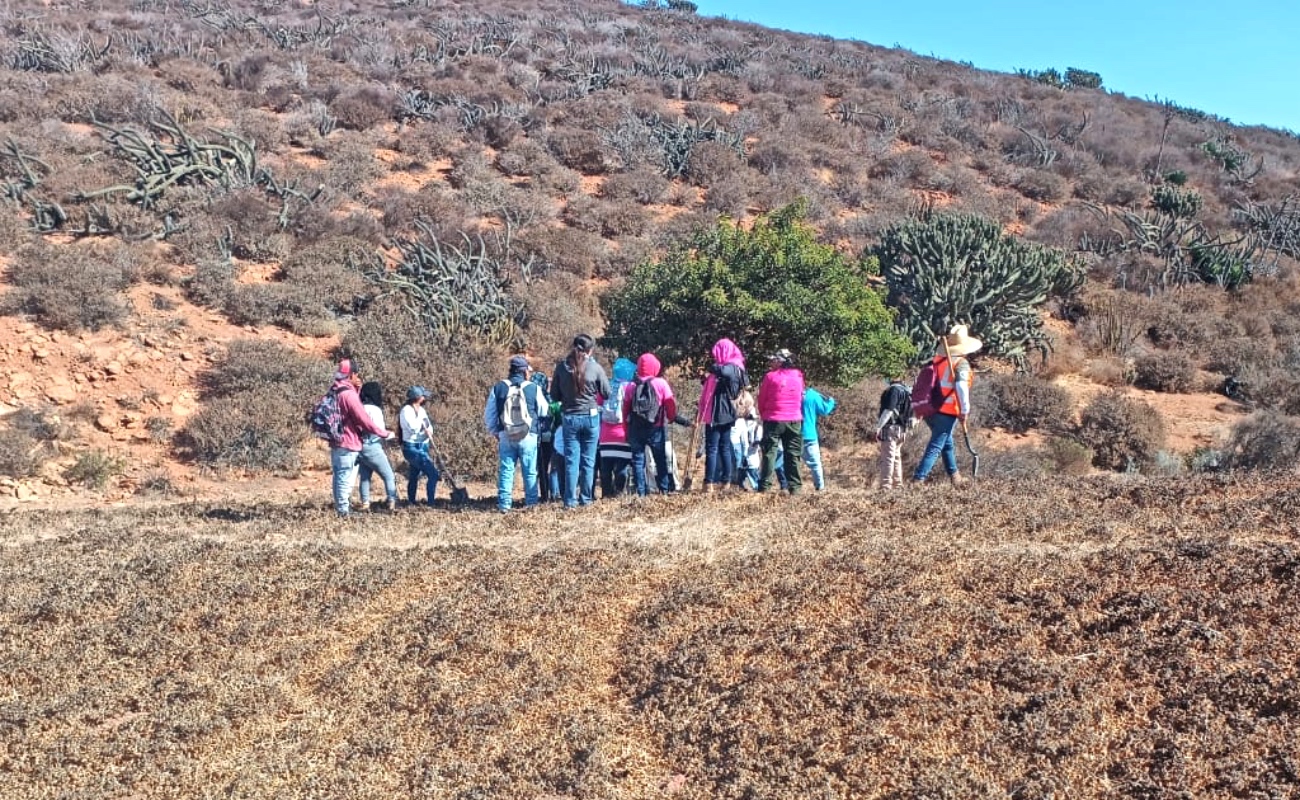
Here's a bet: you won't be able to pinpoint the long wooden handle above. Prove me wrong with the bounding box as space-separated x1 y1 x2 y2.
681 402 705 491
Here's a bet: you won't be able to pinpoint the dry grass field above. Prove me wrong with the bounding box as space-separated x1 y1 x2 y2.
3 474 1297 798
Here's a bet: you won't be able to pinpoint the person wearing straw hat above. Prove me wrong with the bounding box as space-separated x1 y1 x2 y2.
911 325 981 487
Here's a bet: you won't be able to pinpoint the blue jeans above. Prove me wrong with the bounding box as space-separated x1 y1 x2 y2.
497 433 539 511
402 443 440 505
330 447 360 515
704 422 735 485
548 451 564 502
627 424 672 496
913 414 959 480
357 439 397 505
802 440 825 490
562 412 600 507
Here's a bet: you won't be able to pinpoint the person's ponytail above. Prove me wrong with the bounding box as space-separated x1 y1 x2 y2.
566 334 596 395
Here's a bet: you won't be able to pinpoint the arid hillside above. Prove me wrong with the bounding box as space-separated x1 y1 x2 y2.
1 0 1299 507
2 475 1298 798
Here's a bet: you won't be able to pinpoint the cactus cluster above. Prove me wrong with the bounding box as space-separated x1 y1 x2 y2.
1082 187 1266 291
1150 185 1203 220
356 220 527 349
639 113 744 179
873 212 1083 366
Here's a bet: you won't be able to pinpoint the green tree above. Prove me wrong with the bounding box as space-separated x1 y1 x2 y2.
601 201 913 385
872 212 1083 366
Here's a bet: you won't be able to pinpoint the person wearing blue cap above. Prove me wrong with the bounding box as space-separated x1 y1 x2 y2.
484 355 547 512
399 385 439 506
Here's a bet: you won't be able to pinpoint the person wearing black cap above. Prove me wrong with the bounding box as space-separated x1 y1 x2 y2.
484 355 547 512
399 385 439 506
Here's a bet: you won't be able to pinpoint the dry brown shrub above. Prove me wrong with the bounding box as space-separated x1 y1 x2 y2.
519 225 607 280
703 173 752 217
322 133 386 198
976 373 1075 434
546 128 611 174
395 121 461 164
1011 168 1068 203
181 340 330 472
1134 352 1197 393
329 86 394 131
518 273 602 360
601 168 669 205
1077 390 1167 471
1227 410 1300 471
1 239 137 331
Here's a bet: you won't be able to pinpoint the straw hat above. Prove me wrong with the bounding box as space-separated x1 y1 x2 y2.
941 325 983 357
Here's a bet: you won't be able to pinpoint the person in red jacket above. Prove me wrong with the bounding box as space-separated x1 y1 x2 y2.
328 359 394 517
757 348 806 494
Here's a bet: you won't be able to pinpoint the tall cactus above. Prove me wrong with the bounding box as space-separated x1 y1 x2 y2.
872 212 1083 366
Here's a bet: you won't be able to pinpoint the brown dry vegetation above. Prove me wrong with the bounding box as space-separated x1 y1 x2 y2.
2 475 1298 798
1 4 1300 792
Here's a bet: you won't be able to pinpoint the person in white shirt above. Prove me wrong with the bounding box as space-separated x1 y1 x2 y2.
400 386 439 506
357 382 398 510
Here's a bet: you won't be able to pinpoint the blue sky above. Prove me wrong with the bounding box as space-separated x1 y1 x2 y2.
689 0 1299 133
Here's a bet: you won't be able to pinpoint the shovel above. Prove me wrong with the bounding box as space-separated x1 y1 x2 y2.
426 439 471 507
941 333 982 480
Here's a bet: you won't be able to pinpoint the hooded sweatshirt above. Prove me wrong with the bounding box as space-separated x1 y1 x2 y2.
757 365 805 423
600 357 638 444
622 353 677 428
699 338 747 425
801 387 837 443
332 377 391 452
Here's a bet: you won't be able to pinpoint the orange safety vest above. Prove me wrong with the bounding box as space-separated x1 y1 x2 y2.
933 356 972 416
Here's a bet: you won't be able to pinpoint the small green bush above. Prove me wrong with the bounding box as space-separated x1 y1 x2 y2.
1076 391 1167 471
1134 352 1197 393
1044 436 1093 475
64 449 125 490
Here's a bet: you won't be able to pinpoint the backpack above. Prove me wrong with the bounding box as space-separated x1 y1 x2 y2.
883 383 913 427
629 378 662 428
601 380 627 424
309 387 345 445
910 361 945 419
499 381 534 442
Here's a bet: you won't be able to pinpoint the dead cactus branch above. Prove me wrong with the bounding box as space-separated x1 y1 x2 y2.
356 220 526 348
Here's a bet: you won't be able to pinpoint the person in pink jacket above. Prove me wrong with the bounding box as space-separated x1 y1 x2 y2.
327 359 394 517
757 348 805 494
622 352 679 496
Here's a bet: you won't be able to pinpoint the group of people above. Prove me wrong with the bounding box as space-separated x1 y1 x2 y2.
319 325 981 517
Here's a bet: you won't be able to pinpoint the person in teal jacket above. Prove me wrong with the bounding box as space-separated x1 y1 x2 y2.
801 386 837 490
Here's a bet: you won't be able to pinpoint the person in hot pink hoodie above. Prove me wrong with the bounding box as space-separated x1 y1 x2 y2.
757 348 805 494
622 352 679 496
326 359 394 516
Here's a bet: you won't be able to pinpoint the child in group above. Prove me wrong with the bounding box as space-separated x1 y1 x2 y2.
531 371 555 503
357 381 399 511
730 406 762 490
800 386 837 491
875 373 913 490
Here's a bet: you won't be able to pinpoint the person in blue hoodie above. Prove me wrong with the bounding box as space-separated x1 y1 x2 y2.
483 355 547 512
800 386 837 491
